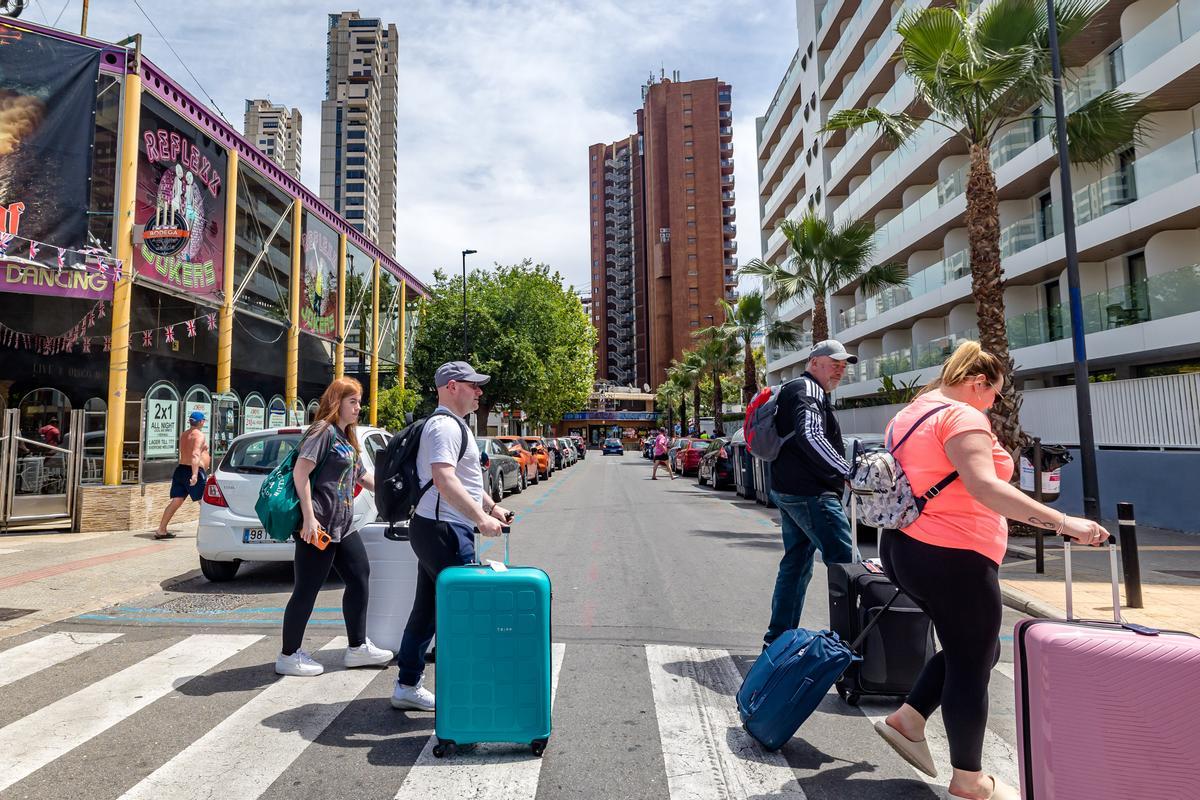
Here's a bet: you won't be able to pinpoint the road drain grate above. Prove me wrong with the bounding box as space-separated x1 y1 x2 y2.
0 607 36 622
153 595 252 614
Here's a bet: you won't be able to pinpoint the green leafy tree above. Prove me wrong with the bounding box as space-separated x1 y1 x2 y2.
740 212 905 343
823 0 1148 450
374 384 420 432
699 291 802 404
410 261 595 433
655 375 683 434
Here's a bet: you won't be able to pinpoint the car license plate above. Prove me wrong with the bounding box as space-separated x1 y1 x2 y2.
242 528 279 544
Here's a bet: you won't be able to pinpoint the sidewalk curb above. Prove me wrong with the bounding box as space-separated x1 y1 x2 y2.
1000 582 1065 620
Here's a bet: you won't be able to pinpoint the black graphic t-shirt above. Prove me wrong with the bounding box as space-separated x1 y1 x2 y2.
297 421 365 541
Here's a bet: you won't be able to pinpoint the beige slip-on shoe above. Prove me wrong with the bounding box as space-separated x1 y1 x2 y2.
874 720 938 778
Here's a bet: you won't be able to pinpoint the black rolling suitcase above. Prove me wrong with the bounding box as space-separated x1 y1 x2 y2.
827 498 935 705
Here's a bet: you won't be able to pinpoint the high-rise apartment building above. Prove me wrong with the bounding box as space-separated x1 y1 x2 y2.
320 11 398 256
243 100 302 180
757 0 1200 402
590 75 737 389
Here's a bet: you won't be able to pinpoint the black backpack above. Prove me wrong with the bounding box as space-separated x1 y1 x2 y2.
374 409 468 540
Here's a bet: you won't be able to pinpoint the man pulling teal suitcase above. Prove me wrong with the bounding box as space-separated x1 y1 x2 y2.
432 530 553 758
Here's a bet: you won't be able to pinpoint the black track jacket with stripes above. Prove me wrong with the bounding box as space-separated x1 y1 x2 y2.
771 372 851 496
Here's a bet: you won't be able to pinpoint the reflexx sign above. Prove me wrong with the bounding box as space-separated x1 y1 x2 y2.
134 96 226 299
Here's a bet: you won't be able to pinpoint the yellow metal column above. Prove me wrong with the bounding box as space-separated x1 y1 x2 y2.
286 200 301 407
216 150 238 394
334 233 347 379
369 258 381 425
103 68 142 485
398 279 407 397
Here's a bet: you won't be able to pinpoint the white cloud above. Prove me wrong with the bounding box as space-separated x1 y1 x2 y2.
65 0 797 290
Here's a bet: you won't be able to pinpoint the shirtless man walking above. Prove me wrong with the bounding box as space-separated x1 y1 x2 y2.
155 410 210 539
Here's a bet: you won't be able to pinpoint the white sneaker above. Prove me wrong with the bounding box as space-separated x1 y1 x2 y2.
275 649 324 677
391 677 435 711
344 638 393 668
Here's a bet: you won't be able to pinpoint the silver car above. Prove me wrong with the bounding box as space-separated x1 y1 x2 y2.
196 424 390 581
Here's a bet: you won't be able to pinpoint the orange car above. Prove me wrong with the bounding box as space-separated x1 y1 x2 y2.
519 436 555 480
494 435 541 486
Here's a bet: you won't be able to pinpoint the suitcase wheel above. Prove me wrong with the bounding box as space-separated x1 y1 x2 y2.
531 738 548 757
432 740 457 758
835 683 861 706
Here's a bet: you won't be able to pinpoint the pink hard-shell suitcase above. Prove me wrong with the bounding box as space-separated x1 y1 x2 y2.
1014 538 1200 800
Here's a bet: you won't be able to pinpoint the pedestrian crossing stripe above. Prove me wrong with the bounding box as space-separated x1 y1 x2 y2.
118 637 374 800
0 633 262 793
0 631 121 689
0 632 1023 798
645 645 807 799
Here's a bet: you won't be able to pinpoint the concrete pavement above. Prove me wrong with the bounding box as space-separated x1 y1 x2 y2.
0 520 201 641
1000 524 1200 634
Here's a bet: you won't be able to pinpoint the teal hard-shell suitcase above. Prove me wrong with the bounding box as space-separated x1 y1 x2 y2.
431 552 553 758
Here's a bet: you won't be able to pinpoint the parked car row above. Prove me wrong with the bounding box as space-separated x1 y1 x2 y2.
197 424 588 582
640 434 736 489
477 435 585 500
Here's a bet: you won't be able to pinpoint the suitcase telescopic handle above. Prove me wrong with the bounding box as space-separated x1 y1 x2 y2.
471 526 511 565
1062 535 1121 624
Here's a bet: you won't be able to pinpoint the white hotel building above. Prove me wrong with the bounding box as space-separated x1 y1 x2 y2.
756 0 1200 404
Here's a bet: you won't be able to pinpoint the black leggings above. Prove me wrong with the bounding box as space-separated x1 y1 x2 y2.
880 529 1002 773
281 530 370 655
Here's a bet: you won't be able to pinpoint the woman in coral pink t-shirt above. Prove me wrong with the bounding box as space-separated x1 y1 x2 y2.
871 341 1108 800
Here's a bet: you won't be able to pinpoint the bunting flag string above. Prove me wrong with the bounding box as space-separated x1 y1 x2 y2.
0 301 220 356
0 233 124 281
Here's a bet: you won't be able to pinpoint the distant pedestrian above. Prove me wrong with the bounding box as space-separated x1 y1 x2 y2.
155 410 210 539
651 427 674 480
275 377 391 677
392 361 511 712
38 417 61 446
762 340 858 647
872 340 1107 800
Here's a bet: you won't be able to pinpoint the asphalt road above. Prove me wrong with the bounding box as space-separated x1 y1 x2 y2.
0 451 1027 800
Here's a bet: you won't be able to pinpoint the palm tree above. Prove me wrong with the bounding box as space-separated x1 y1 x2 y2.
655 377 682 434
695 334 741 424
680 351 706 434
664 361 692 436
822 0 1148 450
698 291 803 404
740 212 906 343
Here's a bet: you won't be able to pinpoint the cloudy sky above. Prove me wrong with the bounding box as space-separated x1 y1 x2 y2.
49 0 797 290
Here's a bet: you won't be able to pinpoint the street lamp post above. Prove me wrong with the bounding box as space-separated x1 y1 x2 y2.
461 249 477 360
1046 0 1101 522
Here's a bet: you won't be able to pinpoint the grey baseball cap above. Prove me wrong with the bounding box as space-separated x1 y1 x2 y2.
809 339 859 364
434 361 491 387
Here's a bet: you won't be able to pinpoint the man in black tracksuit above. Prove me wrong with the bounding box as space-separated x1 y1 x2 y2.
763 340 859 646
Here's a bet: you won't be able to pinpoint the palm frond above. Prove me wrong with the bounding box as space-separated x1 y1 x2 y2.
1060 90 1151 163
823 108 921 147
975 0 1042 55
857 261 909 296
1037 0 1105 49
896 5 967 86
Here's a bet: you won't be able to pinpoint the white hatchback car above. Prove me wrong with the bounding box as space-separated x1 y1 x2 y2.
196 424 392 581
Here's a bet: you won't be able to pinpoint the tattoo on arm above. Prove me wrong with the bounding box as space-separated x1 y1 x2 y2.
1028 515 1056 530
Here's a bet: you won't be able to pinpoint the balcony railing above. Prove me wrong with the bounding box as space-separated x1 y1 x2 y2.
823 0 879 84
836 249 969 333
762 49 801 134
842 262 1200 383
723 224 737 236
721 174 734 187
828 0 923 119
767 331 815 364
722 190 736 203
1111 0 1200 84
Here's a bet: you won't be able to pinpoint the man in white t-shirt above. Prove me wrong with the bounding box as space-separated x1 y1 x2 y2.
392 360 511 712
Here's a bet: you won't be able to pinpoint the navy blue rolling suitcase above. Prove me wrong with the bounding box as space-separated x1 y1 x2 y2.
737 591 902 750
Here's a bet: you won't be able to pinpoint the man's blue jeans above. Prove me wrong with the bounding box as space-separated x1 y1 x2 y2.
764 490 854 645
